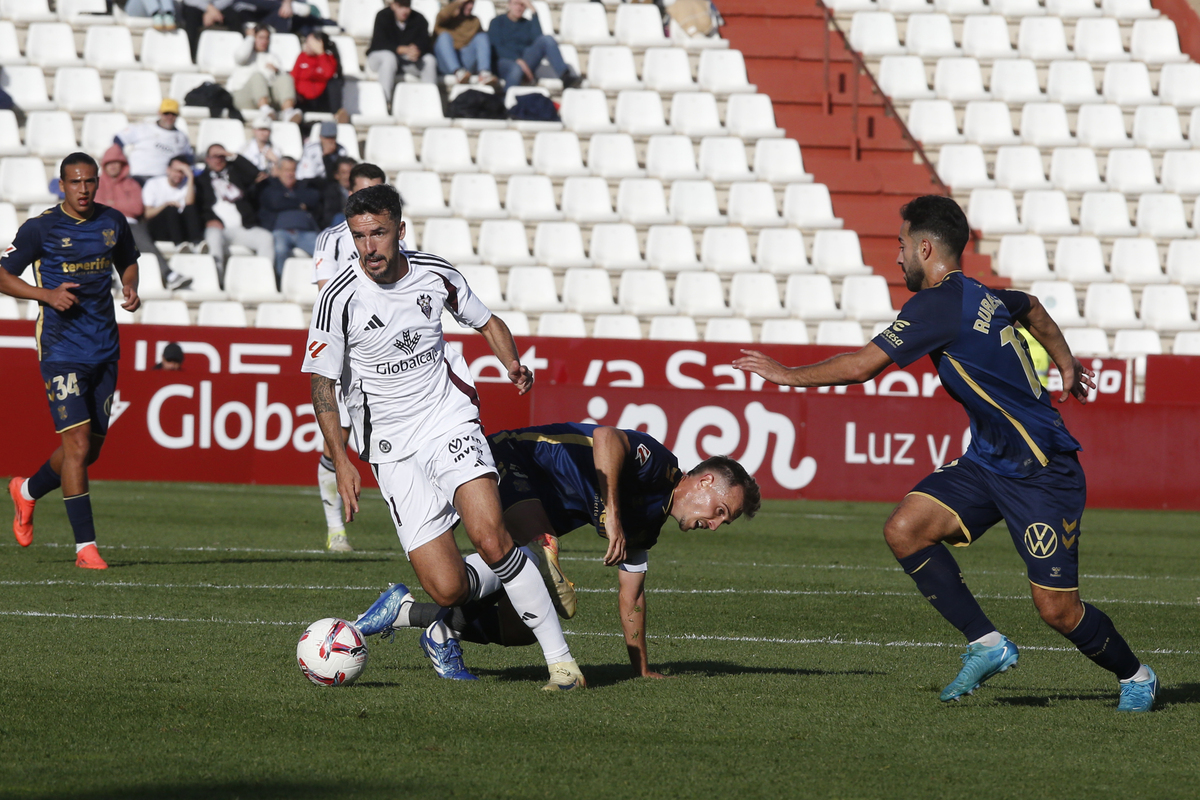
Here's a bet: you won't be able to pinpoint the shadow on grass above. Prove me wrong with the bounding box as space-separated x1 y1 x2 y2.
993 682 1200 709
478 660 885 688
10 779 430 800
1156 682 1200 707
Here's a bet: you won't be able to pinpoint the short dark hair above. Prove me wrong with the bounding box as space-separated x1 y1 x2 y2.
899 195 970 261
206 143 227 157
334 156 358 172
689 455 761 520
280 156 298 166
348 162 386 186
392 0 412 6
60 152 98 180
168 155 191 168
253 23 270 36
345 183 402 223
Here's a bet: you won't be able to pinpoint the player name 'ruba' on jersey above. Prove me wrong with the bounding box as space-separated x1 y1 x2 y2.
302 250 491 464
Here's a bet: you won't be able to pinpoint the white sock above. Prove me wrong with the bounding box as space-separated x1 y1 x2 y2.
20 480 34 502
488 546 571 664
464 553 502 600
1120 664 1151 683
317 459 344 533
75 541 95 553
394 594 414 628
426 619 451 644
970 631 1004 647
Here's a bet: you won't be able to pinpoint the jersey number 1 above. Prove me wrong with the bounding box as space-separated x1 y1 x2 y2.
999 326 1042 398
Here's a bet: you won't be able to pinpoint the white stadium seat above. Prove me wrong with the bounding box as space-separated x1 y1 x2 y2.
477 220 535 269
559 2 613 46
197 301 248 328
879 56 935 101
642 48 697 94
560 89 616 134
759 319 811 344
1085 282 1141 328
727 182 785 228
618 270 674 316
1157 63 1200 108
1048 0 1102 17
505 175 563 222
1050 148 1105 193
648 316 699 341
140 300 191 326
560 176 619 224
1055 236 1110 283
646 225 701 272
450 174 506 220
990 60 1046 104
935 58 989 103
674 271 730 317
196 30 243 77
590 223 647 271
968 188 1025 235
1103 62 1158 106
507 266 564 313
393 83 448 128
699 136 755 183
364 126 419 172
1110 238 1169 284
697 50 757 95
996 234 1053 281
1104 0 1159 18
1135 194 1192 239
907 100 965 145
562 268 617 314
618 178 673 226
615 90 672 136
704 317 754 343
112 70 163 115
646 135 701 181
1112 329 1162 355
396 171 451 218
1174 332 1200 355
1129 18 1187 63
905 14 960 58
1073 18 1129 62
1132 106 1186 150
593 314 643 339
169 254 225 302
1021 103 1076 147
196 118 246 156
811 230 872 276
614 3 667 47
841 275 897 322
281 258 318 306
936 144 993 190
537 312 588 338
729 273 787 319
849 12 907 57
84 25 138 71
1167 240 1200 284
0 157 57 205
421 218 478 264
1018 17 1072 61
224 256 283 308
24 111 77 158
816 320 866 347
1046 60 1100 105
532 131 589 177
672 180 726 226
1029 280 1085 326
962 15 1015 59
140 29 194 73
586 46 641 92
1065 327 1112 356
25 22 81 68
783 184 844 229
1077 104 1133 149
994 146 1050 190
700 226 754 273
754 139 814 184
1161 151 1200 195
254 302 306 329
421 127 476 174
534 221 592 268
587 133 645 179
0 111 22 157
1 66 55 112
475 129 533 176
670 92 725 138
1079 192 1137 236
757 228 812 274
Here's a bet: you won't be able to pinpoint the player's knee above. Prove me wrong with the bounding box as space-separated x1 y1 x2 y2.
426 580 469 608
1035 597 1082 633
882 510 920 555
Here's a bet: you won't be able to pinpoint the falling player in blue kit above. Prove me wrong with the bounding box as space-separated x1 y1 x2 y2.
734 195 1158 712
355 423 761 680
0 153 141 569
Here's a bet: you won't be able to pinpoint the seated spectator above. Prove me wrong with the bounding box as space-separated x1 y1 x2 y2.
292 31 349 124
489 0 580 90
143 156 205 252
368 0 437 104
434 0 496 86
96 144 192 291
114 99 195 185
154 342 185 370
179 0 319 59
195 143 275 283
258 156 322 282
242 118 282 175
318 156 357 229
297 121 347 181
230 25 300 123
122 0 177 31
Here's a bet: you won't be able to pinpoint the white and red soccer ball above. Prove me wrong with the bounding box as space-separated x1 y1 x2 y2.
296 618 368 686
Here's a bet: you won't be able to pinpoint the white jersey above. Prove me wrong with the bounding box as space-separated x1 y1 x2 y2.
302 250 492 464
312 221 408 285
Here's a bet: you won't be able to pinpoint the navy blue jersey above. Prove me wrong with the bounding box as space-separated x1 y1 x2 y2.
1 203 138 363
872 271 1080 478
488 423 683 551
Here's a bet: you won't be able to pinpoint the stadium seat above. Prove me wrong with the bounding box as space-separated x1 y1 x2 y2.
879 56 935 101
169 254 225 302
420 127 476 174
476 220 535 269
727 182 785 228
1046 60 1101 105
559 89 616 134
0 294 18 319
757 228 811 274
534 221 592 268
674 271 730 317
254 302 306 329
783 184 844 229
1157 63 1200 108
450 174 506 220
841 275 897 322
532 131 589 177
996 235 1053 281
1080 192 1137 236
699 137 755 183
495 310 530 336
505 174 563 221
1130 18 1187 63
994 146 1051 190
25 22 81 68
759 319 811 344
816 320 866 347
904 13 959 58
1132 106 1186 150
617 178 673 225
1021 103 1076 147
811 230 872 276
589 223 647 270
84 25 138 71
280 258 318 306
196 30 243 77
24 111 77 158
196 118 245 155
134 254 169 301
1054 236 1110 283
537 312 587 338
645 224 701 272
140 300 191 326
1110 238 1168 285
471 129 529 175
614 3 667 47
1167 240 1200 284
697 50 756 95
1029 280 1085 326
111 69 163 116
754 139 814 184
363 126 419 172
1050 148 1105 193
962 15 1015 59
1049 0 1102 16
506 266 563 312
1161 151 1200 194
561 177 619 224
268 32 301 72
1073 18 1129 62
646 135 701 181
348 81 392 126
562 268 617 314
586 46 641 92
700 226 754 273
337 0 382 38
393 83 448 128
648 316 699 341
990 59 1045 104
1018 17 1072 61
1102 62 1157 106
0 22 23 66
396 171 451 218
704 317 754 343
670 92 725 138
1112 329 1162 356
587 133 645 179
906 100 964 145
140 29 194 73
614 90 672 136
936 144 993 190
1135 194 1192 239
1076 104 1133 149
1172 331 1200 354
728 272 786 319
1085 282 1141 328
849 12 906 57
592 314 643 339
935 58 989 103
168 71 214 109
968 188 1025 235
0 112 21 157
559 2 613 45
963 101 1021 146
1064 327 1112 356
197 300 248 328
331 34 363 78
617 269 674 316
0 157 57 205
1104 0 1159 17
421 217 479 264
642 48 698 94
992 0 1047 13
0 66 55 112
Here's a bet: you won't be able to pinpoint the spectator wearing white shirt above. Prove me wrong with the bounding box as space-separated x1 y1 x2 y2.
114 99 195 185
143 156 204 248
241 118 282 175
229 25 301 123
296 121 347 181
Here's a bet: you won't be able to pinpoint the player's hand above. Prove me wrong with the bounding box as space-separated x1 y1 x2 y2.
602 528 626 567
45 282 80 312
508 360 533 395
121 284 141 312
336 466 361 523
732 349 792 386
1058 357 1096 405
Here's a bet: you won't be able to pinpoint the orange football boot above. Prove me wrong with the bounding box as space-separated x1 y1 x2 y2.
75 543 108 570
8 477 34 547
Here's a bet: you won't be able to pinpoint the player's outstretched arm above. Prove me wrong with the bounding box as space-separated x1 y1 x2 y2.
311 374 360 521
118 261 140 312
733 343 893 388
618 569 664 679
0 270 80 312
1018 294 1095 404
477 314 533 395
593 426 630 567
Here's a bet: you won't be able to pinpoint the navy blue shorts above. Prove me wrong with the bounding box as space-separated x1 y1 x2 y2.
38 361 119 435
908 451 1086 591
489 435 578 535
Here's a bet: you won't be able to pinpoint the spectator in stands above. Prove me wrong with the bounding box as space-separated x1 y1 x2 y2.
241 118 282 175
297 121 347 181
179 0 311 59
318 156 357 229
143 156 205 252
258 156 322 283
434 0 497 86
122 0 178 32
230 24 301 123
114 99 194 185
195 143 275 284
154 343 185 371
368 0 438 104
97 144 193 292
488 0 581 90
292 31 349 124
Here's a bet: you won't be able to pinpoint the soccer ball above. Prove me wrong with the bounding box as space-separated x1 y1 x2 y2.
296 618 368 687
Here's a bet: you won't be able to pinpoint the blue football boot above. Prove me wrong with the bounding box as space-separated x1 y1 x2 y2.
940 636 1020 702
1117 665 1158 712
353 583 412 637
419 625 478 681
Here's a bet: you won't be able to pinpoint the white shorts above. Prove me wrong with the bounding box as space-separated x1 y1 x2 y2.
371 421 497 556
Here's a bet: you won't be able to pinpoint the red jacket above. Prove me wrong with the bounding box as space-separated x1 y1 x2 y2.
292 52 339 101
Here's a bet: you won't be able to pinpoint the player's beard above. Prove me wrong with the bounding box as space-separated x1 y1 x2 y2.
902 252 924 292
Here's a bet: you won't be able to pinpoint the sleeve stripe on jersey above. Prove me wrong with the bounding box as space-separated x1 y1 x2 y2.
314 268 356 332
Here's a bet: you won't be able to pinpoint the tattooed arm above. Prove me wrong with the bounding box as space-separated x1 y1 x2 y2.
311 374 360 522
618 569 664 679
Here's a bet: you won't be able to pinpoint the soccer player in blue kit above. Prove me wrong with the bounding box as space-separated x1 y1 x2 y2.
1 153 141 569
734 195 1158 712
355 423 761 680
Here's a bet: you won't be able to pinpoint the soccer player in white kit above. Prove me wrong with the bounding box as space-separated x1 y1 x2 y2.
302 184 586 690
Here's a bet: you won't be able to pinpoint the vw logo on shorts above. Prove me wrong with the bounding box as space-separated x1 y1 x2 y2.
378 440 392 454
1024 522 1058 559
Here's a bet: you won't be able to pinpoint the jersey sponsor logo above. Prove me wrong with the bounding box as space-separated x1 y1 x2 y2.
375 348 436 374
1023 522 1058 558
635 443 651 465
417 293 433 319
879 319 909 348
102 229 116 247
393 329 421 355
307 341 328 358
364 314 384 331
62 256 112 274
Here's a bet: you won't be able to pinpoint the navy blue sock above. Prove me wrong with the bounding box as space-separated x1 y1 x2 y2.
63 493 96 546
1063 603 1140 680
27 460 61 500
897 544 996 642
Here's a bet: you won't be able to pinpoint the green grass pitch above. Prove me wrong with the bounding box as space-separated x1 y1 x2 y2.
1 481 1198 800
